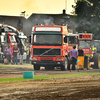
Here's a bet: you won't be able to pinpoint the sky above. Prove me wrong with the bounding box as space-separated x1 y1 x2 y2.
0 0 75 18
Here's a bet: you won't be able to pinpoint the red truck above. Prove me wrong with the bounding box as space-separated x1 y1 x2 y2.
0 24 20 62
7 32 17 58
31 25 69 70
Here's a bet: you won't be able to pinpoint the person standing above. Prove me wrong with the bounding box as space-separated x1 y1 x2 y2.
78 47 84 56
13 45 18 65
70 46 78 72
4 45 13 64
26 47 31 64
19 46 24 65
92 46 97 53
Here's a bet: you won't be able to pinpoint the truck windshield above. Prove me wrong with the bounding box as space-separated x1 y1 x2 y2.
68 36 78 44
33 34 62 46
9 35 16 43
80 41 90 48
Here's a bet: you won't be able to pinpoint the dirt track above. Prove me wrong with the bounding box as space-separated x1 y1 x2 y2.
0 64 99 79
0 65 100 100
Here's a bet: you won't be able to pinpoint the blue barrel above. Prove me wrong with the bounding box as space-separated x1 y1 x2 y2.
23 71 34 79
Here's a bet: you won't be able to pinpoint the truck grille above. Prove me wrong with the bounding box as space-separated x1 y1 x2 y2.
40 57 53 61
33 48 61 56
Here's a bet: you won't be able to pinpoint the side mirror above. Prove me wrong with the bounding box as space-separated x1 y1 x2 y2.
28 36 31 44
64 36 67 43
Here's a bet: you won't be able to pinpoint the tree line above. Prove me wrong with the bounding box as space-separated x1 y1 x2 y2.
74 0 100 39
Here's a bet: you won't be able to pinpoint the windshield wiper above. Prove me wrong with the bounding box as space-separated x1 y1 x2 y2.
40 48 53 56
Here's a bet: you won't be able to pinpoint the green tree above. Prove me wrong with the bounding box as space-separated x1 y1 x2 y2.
74 0 100 39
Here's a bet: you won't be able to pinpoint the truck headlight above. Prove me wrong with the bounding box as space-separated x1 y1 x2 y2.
33 57 37 60
57 58 61 60
57 58 64 60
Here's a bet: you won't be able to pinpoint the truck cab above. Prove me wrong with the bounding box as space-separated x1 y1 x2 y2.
78 33 93 55
67 33 79 51
31 25 69 70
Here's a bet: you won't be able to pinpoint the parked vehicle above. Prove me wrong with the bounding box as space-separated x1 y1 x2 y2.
0 24 27 62
66 32 100 69
30 25 69 70
78 33 100 69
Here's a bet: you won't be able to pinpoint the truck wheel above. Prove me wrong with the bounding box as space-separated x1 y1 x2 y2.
34 65 40 70
91 53 100 69
61 57 68 71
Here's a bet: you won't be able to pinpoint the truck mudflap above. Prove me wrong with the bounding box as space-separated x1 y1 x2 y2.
31 61 65 66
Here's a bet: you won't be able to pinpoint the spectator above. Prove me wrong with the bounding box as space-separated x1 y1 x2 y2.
78 47 84 56
70 46 78 72
13 45 18 65
92 46 97 53
0 44 1 64
19 46 24 65
26 47 31 64
4 45 13 64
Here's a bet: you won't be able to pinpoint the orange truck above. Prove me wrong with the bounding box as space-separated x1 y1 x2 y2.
31 25 69 70
67 33 79 51
66 33 79 70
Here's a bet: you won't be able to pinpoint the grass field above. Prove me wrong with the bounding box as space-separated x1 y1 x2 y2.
0 72 100 83
0 64 33 68
0 65 13 68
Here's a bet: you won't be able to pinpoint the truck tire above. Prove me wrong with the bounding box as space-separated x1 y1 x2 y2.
61 57 68 71
90 53 100 69
34 65 40 70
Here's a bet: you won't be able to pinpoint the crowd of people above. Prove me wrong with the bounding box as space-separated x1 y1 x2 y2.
0 44 84 70
0 44 31 65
